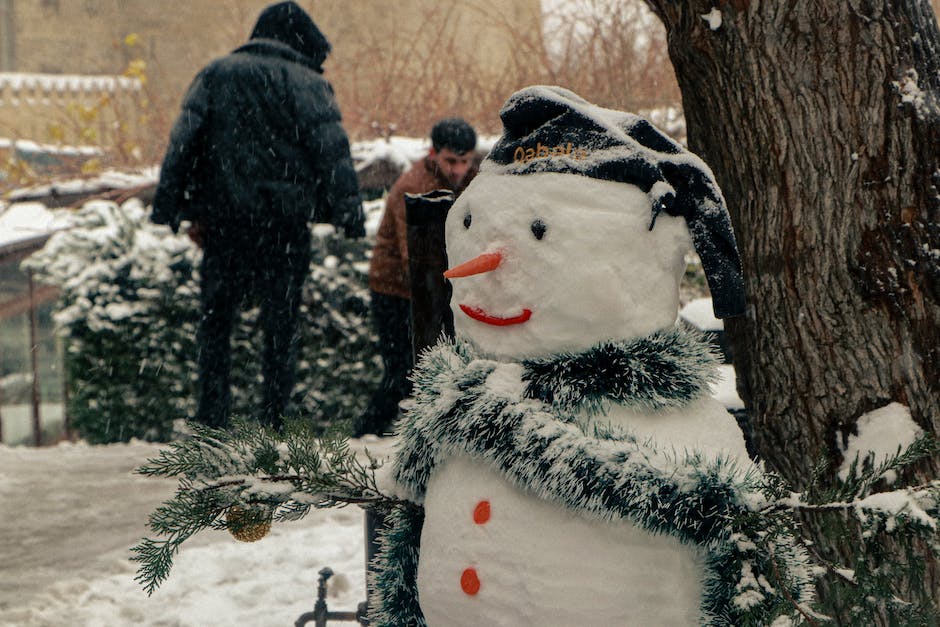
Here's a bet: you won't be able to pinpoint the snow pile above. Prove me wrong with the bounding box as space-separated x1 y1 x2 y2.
839 402 923 484
710 364 743 410
680 296 723 331
701 8 723 30
892 68 935 119
352 136 429 173
351 134 499 175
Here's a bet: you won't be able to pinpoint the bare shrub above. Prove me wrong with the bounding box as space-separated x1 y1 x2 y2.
332 0 681 139
2 0 683 191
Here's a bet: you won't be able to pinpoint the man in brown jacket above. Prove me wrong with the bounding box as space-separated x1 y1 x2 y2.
354 118 477 436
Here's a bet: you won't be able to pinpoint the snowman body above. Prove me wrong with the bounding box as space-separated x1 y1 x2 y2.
407 172 751 626
416 392 749 627
418 455 704 626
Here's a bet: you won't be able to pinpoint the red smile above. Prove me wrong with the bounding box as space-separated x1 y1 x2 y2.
459 304 532 326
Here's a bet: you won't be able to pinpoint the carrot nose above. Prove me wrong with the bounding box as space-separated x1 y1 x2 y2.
444 251 502 279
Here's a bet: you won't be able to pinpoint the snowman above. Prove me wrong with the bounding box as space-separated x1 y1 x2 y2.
369 86 813 626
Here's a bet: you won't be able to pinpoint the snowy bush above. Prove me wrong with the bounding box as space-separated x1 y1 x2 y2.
24 199 379 443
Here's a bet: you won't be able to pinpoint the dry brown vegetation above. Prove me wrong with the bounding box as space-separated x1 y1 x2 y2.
1 0 680 191
334 0 680 139
4 0 939 187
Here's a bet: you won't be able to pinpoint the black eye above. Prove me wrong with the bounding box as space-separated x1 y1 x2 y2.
463 213 472 229
531 219 547 240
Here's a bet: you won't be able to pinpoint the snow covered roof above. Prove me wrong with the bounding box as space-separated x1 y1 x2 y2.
0 72 141 95
0 202 70 253
351 134 499 172
0 134 490 250
352 136 428 172
0 138 102 157
5 167 159 203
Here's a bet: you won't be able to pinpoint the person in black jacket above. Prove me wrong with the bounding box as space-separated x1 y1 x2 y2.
152 1 364 430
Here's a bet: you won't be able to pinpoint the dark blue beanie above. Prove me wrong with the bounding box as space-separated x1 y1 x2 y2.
483 85 746 319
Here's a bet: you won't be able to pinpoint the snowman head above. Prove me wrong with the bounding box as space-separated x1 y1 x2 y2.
443 86 744 360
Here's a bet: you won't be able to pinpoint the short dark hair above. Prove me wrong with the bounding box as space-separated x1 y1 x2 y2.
430 118 477 154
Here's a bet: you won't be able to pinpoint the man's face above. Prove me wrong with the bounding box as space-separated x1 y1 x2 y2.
430 147 473 189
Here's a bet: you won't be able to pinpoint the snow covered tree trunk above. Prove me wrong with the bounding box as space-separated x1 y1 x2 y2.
646 0 940 618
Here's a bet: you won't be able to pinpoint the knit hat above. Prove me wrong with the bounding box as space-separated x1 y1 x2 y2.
250 1 331 68
482 85 746 319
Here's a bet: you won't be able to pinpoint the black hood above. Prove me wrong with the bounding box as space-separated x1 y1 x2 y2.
250 1 331 68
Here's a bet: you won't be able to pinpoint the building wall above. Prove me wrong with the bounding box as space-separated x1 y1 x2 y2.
0 0 13 72
1 0 541 143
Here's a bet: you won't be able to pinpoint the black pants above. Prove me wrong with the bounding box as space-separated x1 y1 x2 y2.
195 224 311 430
354 291 413 436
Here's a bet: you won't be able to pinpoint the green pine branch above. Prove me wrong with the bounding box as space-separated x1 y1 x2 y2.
766 436 940 531
131 418 412 595
133 420 939 624
761 435 940 624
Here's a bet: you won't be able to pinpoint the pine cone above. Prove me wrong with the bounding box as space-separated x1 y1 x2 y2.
226 506 272 542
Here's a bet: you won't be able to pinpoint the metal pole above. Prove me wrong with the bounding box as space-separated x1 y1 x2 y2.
27 269 41 446
294 567 362 626
0 339 5 443
361 506 382 617
59 334 70 439
0 0 15 72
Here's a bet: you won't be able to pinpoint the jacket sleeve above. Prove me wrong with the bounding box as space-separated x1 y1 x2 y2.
303 83 365 238
151 70 211 232
315 122 365 237
386 178 410 267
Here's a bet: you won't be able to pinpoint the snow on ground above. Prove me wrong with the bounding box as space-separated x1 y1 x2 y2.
679 297 722 331
0 435 395 627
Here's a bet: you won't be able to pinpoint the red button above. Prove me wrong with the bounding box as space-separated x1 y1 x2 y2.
473 500 491 525
461 567 481 595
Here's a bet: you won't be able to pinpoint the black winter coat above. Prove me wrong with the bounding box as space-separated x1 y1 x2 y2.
152 6 363 237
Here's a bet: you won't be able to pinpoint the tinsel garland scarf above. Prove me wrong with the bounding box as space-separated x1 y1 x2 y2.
370 327 815 626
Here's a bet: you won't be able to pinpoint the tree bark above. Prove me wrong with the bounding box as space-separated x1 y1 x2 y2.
645 0 940 618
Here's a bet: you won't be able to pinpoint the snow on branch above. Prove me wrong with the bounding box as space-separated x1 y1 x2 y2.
768 435 940 532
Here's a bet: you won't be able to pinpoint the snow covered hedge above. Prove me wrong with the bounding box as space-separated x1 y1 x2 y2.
23 199 379 443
